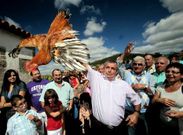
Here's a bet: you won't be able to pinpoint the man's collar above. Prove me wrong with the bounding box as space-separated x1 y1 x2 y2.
15 110 29 117
33 79 42 82
54 81 65 86
131 70 146 76
103 75 116 81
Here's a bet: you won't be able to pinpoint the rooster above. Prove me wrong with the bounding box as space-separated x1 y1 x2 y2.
9 9 89 72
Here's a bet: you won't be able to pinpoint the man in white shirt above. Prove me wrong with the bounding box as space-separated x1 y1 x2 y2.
84 60 141 135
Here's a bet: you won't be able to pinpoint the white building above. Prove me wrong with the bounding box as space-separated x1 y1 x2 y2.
0 19 34 87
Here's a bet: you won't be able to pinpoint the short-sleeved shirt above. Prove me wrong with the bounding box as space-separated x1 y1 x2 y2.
6 109 41 135
87 67 141 126
39 81 74 108
117 62 155 113
1 81 27 102
157 85 183 126
27 79 49 113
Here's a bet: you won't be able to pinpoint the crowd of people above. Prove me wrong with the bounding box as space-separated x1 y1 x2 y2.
0 44 183 135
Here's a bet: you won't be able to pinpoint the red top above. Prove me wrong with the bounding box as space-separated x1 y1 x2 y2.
45 101 63 130
69 77 79 88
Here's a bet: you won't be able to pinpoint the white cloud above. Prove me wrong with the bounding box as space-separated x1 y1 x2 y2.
133 0 183 54
134 37 183 53
143 12 183 39
4 16 21 28
82 17 118 62
81 37 119 62
80 5 101 15
54 0 82 9
160 0 183 13
84 17 106 36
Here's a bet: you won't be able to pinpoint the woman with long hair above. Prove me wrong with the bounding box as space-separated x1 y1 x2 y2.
0 69 27 134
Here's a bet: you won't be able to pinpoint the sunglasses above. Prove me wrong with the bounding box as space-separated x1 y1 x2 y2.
133 63 143 66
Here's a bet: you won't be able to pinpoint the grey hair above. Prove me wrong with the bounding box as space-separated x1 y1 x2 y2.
133 56 145 65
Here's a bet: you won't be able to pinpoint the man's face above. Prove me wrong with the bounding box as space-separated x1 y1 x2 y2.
171 57 179 63
145 55 154 67
104 62 117 81
32 70 41 81
132 61 145 74
155 58 168 73
52 70 62 83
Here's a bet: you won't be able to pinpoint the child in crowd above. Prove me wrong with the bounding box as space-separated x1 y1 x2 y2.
79 92 93 135
6 95 42 135
44 89 65 135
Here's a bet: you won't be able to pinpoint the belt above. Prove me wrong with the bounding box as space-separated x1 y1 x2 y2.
106 125 115 129
93 116 118 130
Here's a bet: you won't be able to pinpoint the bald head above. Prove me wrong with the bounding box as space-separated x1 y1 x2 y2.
155 56 169 73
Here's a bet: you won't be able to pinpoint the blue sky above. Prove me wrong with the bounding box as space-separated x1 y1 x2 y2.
1 0 183 74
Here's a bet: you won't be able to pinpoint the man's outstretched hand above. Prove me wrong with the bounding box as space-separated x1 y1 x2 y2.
124 42 134 56
117 42 134 62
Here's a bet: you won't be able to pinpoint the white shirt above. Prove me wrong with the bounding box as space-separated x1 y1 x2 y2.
87 67 141 126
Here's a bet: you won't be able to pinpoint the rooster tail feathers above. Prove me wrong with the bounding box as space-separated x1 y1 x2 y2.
52 37 89 71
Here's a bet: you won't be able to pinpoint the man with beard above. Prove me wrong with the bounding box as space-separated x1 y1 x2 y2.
27 68 49 113
39 68 74 135
27 68 49 134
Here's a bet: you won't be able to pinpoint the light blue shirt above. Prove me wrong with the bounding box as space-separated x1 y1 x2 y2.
117 61 155 113
39 81 74 108
6 110 41 135
152 72 166 88
179 60 183 64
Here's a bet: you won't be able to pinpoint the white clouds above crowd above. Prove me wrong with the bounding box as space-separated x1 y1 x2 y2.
84 18 106 36
54 0 82 9
82 37 119 62
82 17 119 62
80 5 101 15
133 0 183 54
160 0 183 13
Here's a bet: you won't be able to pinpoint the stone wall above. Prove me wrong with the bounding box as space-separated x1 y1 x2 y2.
0 47 6 90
